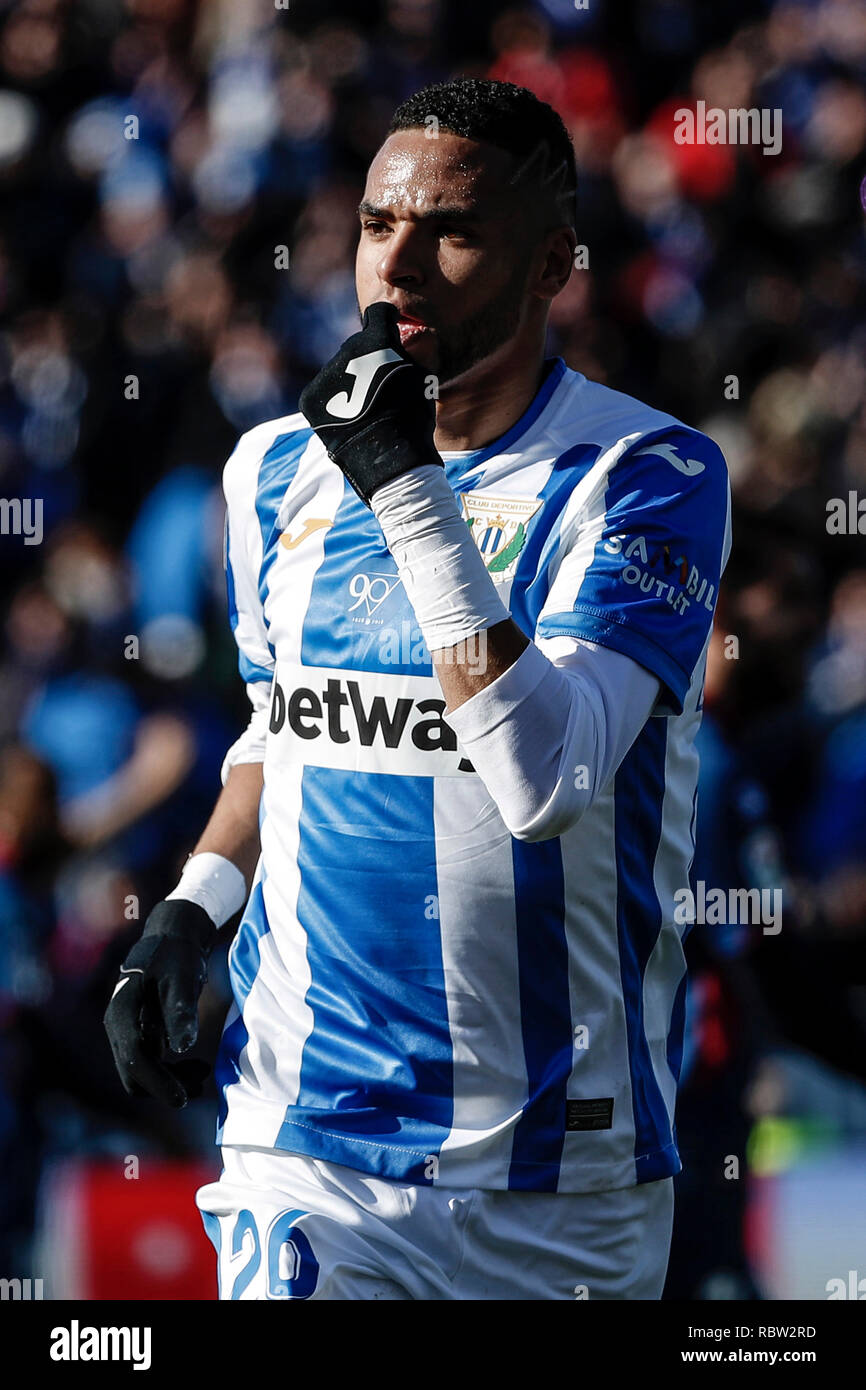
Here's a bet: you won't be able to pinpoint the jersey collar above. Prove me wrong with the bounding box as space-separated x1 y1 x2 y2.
442 356 567 479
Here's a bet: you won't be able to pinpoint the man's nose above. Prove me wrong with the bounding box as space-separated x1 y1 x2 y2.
377 224 425 288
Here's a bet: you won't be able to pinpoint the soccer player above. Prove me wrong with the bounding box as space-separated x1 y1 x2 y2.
105 78 730 1300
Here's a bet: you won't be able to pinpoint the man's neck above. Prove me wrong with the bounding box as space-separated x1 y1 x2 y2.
432 344 549 454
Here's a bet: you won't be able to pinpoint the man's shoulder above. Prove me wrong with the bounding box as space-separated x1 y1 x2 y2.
223 411 313 500
546 367 726 474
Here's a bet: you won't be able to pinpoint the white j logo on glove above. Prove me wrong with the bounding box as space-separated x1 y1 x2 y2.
325 348 403 420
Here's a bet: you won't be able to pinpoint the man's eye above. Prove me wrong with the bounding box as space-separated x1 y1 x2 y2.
362 221 389 235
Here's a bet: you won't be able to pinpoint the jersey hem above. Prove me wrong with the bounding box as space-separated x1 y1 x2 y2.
218 1108 682 1193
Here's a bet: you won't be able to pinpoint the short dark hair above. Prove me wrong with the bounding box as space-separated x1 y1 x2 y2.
387 78 578 232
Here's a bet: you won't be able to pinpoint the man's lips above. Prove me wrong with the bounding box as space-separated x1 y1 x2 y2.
396 312 434 345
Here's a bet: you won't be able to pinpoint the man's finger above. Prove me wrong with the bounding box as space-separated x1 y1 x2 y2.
362 299 401 344
171 1057 211 1100
124 1043 189 1108
104 967 146 1049
158 964 202 1055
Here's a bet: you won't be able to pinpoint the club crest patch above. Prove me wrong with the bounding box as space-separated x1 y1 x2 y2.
460 493 542 581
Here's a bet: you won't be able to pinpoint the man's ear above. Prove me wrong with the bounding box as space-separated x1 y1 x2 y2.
533 226 577 301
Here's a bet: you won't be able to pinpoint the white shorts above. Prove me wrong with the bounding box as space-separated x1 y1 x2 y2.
196 1145 674 1300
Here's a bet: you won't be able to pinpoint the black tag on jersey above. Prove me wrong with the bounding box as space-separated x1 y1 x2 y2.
566 1099 614 1131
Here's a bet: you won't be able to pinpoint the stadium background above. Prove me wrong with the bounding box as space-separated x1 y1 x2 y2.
0 0 865 1300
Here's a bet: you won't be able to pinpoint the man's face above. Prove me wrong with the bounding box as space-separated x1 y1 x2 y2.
356 129 537 384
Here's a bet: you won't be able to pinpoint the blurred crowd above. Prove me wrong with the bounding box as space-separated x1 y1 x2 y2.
0 0 865 1298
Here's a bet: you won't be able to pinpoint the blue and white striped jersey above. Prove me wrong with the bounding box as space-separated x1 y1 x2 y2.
215 357 731 1193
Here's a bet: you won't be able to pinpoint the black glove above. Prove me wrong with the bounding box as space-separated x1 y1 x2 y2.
104 899 216 1108
299 300 441 506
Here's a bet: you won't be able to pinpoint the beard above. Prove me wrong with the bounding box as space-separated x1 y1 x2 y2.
434 264 528 385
